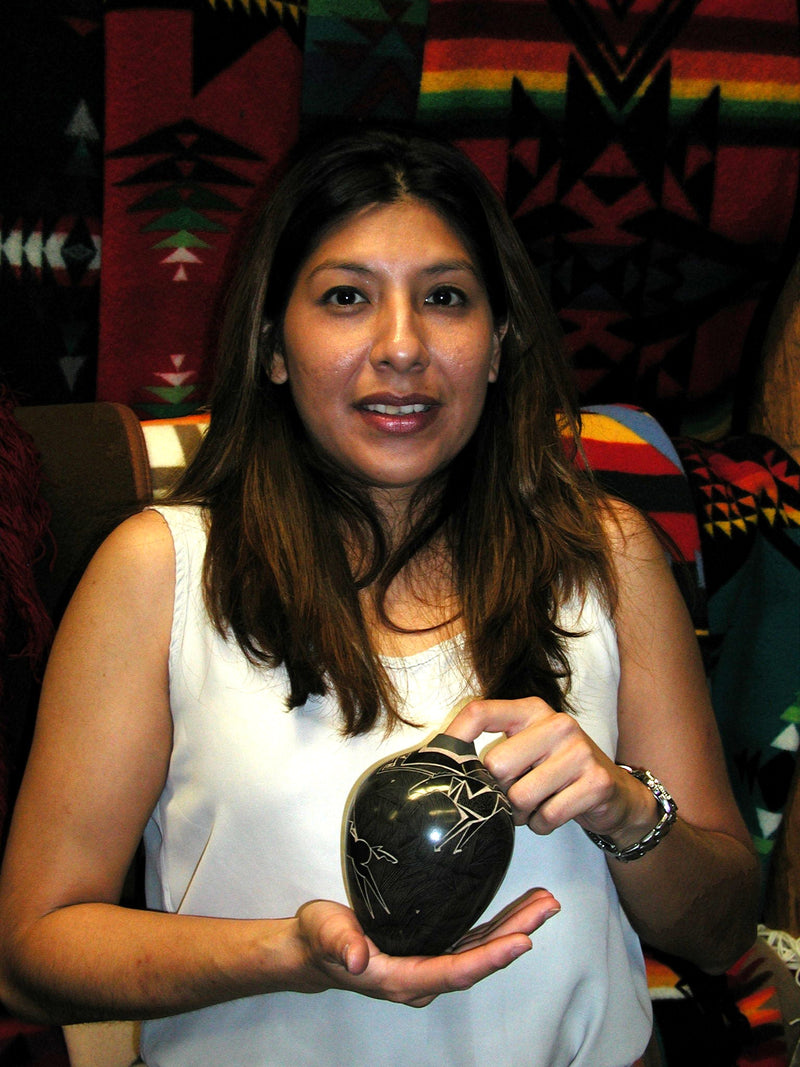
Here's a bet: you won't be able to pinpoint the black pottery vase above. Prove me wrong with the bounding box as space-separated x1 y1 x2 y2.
343 733 515 956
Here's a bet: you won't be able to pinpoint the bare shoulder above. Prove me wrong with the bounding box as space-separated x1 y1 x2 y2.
30 509 176 799
76 509 176 608
0 510 178 921
93 507 175 569
50 509 177 688
598 497 665 565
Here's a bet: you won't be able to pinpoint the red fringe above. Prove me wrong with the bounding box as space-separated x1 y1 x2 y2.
0 388 53 827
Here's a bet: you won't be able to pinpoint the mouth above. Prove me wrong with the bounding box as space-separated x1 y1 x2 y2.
355 394 441 434
361 401 432 415
356 394 439 414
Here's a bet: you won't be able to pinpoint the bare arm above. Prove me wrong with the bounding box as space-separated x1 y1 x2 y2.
0 511 558 1025
600 503 759 970
448 503 759 974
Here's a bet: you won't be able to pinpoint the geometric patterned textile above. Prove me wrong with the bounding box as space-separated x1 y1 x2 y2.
580 403 702 564
0 0 104 406
417 0 800 439
301 0 429 133
6 0 800 439
573 402 706 628
647 937 800 1066
677 434 800 595
141 405 702 559
97 2 305 417
141 412 210 497
142 403 710 637
676 435 800 884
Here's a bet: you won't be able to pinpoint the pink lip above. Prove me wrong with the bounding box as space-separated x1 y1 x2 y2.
355 393 441 435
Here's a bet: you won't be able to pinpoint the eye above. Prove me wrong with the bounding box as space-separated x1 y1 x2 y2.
322 286 367 308
425 286 467 308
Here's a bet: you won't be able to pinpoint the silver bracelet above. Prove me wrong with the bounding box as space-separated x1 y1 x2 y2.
584 765 678 862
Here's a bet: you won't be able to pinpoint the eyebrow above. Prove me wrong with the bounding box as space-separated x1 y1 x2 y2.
305 258 481 281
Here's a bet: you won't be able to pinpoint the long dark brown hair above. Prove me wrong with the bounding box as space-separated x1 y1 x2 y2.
172 125 615 736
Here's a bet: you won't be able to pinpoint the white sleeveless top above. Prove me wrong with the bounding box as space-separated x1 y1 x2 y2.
140 505 651 1067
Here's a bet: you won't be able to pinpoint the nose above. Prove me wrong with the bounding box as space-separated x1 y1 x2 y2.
369 296 429 372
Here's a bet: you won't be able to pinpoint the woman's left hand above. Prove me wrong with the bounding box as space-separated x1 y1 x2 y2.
446 697 658 851
443 505 759 976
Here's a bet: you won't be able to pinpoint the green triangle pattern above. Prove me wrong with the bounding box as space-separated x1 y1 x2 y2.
781 694 800 724
146 384 198 404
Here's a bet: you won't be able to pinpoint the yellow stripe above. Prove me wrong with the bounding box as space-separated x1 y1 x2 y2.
420 70 560 93
579 413 646 445
671 77 800 103
420 69 800 104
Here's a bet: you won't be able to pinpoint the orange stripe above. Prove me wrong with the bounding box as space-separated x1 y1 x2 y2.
142 413 210 428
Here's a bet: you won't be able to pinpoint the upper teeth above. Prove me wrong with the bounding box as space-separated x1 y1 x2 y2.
365 403 429 415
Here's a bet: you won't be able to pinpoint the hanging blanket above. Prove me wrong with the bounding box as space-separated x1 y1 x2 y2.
676 433 800 883
416 0 800 438
97 2 304 417
0 0 103 406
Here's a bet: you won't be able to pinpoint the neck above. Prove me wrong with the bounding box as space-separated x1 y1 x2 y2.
368 485 417 542
360 539 462 656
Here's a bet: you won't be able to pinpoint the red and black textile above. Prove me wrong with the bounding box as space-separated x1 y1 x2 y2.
572 403 706 629
6 1 800 441
97 1 305 418
675 433 800 881
0 390 52 845
417 0 800 439
0 0 103 407
647 939 800 1067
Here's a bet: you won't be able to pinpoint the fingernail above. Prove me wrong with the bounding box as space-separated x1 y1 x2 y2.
543 906 561 921
511 940 532 958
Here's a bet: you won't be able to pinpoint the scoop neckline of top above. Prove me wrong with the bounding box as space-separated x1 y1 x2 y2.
379 630 466 670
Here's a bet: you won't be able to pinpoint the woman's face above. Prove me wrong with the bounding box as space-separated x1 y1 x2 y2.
270 198 504 504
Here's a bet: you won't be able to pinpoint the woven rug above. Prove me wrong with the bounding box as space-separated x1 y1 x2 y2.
301 0 428 134
0 0 103 406
96 2 304 418
676 433 800 887
5 1 800 441
416 0 800 438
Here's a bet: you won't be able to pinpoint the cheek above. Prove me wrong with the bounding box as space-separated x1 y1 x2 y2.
282 317 365 392
450 342 499 400
289 356 353 405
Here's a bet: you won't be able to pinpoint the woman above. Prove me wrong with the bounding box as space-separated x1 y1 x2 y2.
0 127 758 1066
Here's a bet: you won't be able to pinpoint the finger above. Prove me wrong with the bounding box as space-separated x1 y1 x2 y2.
498 716 606 820
510 743 617 833
378 932 532 1004
433 928 535 986
297 900 370 975
446 696 552 745
525 779 589 835
452 888 561 951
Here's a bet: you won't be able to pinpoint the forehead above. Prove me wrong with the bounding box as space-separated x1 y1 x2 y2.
301 197 477 269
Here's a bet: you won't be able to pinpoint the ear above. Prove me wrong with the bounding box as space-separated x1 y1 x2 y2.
261 320 289 384
268 350 289 385
488 320 507 384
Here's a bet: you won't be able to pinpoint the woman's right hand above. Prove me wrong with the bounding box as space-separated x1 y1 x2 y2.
290 887 560 1007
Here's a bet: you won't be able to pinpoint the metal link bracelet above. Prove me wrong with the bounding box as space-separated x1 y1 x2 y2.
583 765 678 862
